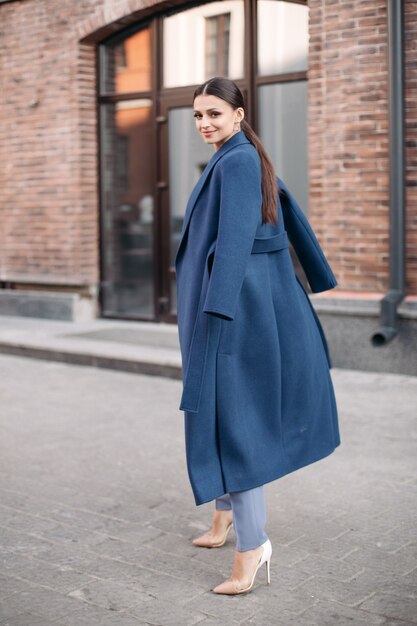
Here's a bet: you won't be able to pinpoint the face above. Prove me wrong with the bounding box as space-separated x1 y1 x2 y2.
193 94 244 151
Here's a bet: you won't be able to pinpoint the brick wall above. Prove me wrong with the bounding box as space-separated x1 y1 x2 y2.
308 0 417 295
0 0 416 298
0 0 100 288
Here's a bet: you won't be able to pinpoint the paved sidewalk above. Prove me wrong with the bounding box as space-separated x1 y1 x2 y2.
0 353 416 625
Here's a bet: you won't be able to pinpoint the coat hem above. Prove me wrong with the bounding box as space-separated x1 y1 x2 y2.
192 440 341 506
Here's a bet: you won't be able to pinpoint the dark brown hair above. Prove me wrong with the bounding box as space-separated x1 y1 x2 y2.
193 76 279 225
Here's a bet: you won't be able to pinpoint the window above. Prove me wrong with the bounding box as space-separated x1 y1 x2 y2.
100 26 152 95
256 0 309 211
205 13 231 78
162 1 244 88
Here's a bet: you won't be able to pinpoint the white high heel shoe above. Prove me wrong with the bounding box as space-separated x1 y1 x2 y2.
211 538 272 594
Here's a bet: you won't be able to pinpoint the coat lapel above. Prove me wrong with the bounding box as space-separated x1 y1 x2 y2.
174 131 250 265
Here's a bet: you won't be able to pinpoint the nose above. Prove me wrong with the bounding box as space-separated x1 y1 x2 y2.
200 115 212 128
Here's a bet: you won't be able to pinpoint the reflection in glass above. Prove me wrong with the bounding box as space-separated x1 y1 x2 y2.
258 81 308 211
100 26 151 94
257 1 308 76
169 108 213 312
163 1 244 88
206 13 231 77
100 99 154 317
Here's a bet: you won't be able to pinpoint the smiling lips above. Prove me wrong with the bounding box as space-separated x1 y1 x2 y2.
202 131 215 136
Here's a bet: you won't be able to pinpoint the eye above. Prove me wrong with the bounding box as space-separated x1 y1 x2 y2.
211 112 220 117
193 113 202 119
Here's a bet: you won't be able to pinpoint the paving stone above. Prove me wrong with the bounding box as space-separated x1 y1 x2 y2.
379 579 417 600
0 507 59 535
137 543 223 584
382 621 417 626
201 616 258 626
34 523 115 548
80 556 155 585
1 527 56 557
293 598 387 625
86 534 222 584
287 533 364 560
127 597 208 625
68 579 150 611
295 573 382 606
148 513 214 540
29 542 96 569
10 560 97 594
0 552 39 578
93 522 164 546
341 544 417 576
241 610 321 626
0 586 80 622
54 603 148 625
357 592 417 623
294 553 364 582
145 530 206 558
244 585 320 617
177 589 264 624
0 605 26 624
0 613 58 626
132 569 208 606
86 535 159 564
0 574 31 601
353 567 417 601
385 523 417 544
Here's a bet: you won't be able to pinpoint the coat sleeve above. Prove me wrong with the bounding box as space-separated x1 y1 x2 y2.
277 176 338 293
202 151 262 320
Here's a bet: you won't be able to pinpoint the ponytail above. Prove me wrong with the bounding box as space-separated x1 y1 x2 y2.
241 119 279 225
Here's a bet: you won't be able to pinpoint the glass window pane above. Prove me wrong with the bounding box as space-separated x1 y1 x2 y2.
169 107 213 267
257 1 308 76
100 26 151 94
168 107 213 314
100 99 154 317
258 81 308 211
163 1 244 88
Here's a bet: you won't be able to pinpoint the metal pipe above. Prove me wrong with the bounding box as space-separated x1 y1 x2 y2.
371 0 406 346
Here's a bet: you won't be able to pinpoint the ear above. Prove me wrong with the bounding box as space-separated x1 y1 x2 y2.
236 107 244 123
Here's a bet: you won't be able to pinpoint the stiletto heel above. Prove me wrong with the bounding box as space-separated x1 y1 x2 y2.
266 554 271 584
212 539 272 594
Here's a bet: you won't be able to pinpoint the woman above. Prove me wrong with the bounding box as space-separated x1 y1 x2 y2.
175 77 341 595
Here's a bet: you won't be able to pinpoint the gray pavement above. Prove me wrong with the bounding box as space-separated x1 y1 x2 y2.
0 353 416 625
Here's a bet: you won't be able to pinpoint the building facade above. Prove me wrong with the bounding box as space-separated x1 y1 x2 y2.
1 0 416 373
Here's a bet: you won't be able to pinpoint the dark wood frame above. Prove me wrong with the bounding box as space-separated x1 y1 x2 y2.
97 0 308 323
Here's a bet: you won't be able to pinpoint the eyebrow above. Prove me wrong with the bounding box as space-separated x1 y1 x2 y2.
193 107 221 113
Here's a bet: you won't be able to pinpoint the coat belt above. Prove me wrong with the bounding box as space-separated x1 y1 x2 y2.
251 230 288 254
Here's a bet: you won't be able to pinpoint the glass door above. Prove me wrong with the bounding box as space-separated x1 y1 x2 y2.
99 24 157 319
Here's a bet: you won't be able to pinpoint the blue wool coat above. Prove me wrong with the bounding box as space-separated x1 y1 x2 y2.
175 130 341 506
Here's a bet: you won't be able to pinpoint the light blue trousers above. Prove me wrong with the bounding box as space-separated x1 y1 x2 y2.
215 485 269 551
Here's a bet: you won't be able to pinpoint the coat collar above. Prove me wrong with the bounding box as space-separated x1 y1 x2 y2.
175 131 251 265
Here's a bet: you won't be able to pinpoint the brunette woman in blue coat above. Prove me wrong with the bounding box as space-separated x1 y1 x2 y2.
175 77 341 595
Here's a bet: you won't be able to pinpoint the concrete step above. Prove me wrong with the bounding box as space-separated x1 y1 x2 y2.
0 316 182 379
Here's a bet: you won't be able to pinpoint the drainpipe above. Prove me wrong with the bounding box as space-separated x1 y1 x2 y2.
371 0 406 346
